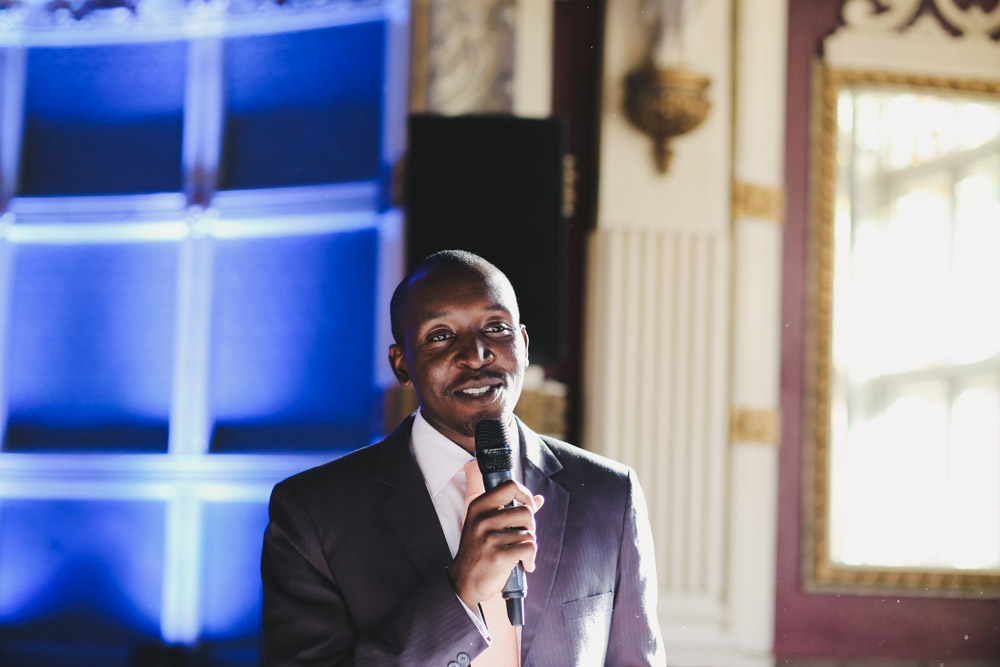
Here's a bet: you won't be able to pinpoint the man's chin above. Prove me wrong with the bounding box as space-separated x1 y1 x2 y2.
456 407 512 438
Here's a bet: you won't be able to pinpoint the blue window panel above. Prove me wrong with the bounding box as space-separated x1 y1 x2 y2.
3 243 176 451
209 228 381 451
0 641 129 667
20 42 186 196
219 23 385 190
0 499 164 645
199 501 268 647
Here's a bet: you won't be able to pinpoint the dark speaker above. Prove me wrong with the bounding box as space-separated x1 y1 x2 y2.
405 114 567 364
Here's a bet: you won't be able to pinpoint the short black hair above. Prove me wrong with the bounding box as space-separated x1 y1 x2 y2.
389 250 509 348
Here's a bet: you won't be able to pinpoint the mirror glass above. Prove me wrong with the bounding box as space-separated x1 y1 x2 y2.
809 69 1000 593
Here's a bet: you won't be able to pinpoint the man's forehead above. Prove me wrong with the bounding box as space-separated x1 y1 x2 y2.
417 302 513 322
403 264 519 320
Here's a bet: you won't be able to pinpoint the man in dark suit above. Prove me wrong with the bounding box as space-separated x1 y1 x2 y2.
261 250 665 666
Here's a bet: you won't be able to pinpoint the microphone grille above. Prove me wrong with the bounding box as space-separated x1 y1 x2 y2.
474 418 513 474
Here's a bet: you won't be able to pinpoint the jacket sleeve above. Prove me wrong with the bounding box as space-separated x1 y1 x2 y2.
260 480 489 667
604 469 667 666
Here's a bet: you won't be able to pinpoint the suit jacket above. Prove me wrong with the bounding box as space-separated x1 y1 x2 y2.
261 415 665 666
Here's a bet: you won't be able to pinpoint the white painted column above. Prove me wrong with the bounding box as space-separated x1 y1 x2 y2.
728 0 787 658
584 0 786 664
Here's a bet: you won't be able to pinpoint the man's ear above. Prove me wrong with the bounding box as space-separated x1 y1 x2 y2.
520 324 529 367
388 344 411 386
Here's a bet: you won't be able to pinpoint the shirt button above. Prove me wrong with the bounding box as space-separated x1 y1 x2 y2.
447 662 461 667
457 653 471 665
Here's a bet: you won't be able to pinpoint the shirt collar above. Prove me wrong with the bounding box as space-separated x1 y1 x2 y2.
410 410 522 497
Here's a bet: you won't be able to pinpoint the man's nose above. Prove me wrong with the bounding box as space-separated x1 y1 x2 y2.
455 335 493 367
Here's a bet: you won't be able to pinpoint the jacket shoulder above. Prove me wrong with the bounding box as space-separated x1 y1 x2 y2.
538 435 634 494
271 415 415 507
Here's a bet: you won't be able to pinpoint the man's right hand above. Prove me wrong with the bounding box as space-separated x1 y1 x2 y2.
446 480 545 609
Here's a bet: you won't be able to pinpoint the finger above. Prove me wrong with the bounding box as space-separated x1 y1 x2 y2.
513 532 539 573
492 531 536 557
505 539 538 573
473 508 535 538
470 480 536 512
533 494 545 512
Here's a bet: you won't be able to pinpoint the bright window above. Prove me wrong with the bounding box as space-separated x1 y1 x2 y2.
829 89 1000 571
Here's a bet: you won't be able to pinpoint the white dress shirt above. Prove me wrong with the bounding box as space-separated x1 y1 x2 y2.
408 410 524 646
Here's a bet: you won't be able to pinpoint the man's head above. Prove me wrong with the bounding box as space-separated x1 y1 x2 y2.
388 250 529 448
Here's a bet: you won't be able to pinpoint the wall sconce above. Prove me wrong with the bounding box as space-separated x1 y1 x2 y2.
624 0 712 173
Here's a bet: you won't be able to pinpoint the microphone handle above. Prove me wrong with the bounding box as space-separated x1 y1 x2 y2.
482 469 528 627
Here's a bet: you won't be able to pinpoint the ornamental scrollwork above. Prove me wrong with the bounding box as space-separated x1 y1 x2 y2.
841 0 1000 39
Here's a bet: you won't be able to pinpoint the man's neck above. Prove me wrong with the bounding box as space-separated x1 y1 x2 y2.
419 412 517 456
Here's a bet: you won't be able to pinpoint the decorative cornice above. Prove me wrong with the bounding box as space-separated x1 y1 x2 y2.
731 181 783 223
841 0 1000 38
729 406 780 445
826 0 1000 79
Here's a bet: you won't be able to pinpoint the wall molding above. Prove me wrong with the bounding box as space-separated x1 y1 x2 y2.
729 406 780 445
731 181 784 223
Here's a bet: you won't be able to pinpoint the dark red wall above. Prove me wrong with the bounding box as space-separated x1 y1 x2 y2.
777 0 1000 659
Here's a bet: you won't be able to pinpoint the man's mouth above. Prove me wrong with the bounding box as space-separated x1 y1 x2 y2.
452 375 506 398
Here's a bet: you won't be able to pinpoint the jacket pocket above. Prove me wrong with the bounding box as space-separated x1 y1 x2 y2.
561 591 613 621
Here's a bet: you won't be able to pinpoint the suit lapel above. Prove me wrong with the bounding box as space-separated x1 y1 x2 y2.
517 419 568 664
371 414 571 662
374 415 455 581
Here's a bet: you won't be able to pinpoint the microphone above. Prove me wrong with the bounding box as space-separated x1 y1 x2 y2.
474 418 527 627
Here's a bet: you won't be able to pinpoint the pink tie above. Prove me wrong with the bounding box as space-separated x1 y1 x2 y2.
462 460 520 667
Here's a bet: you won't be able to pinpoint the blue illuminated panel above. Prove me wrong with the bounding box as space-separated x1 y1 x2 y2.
209 228 381 451
3 243 176 451
21 43 186 196
199 501 268 653
0 499 164 647
219 23 385 190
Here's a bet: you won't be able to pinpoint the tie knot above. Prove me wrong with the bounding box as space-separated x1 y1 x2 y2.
463 459 485 502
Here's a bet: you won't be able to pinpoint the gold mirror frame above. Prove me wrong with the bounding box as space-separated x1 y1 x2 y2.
804 63 1000 598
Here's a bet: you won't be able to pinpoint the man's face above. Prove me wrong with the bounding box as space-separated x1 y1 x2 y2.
388 264 529 447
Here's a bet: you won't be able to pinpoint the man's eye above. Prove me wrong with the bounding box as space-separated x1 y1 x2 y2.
484 324 513 335
428 332 452 343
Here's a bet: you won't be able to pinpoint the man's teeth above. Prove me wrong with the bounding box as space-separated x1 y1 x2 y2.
461 386 491 395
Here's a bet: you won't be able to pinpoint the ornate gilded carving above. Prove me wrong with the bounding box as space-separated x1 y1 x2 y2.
623 64 712 173
731 181 783 223
729 406 780 445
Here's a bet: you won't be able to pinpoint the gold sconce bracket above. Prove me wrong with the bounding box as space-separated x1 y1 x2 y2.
624 63 712 173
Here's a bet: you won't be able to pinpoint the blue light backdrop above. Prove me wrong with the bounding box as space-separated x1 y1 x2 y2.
21 42 187 196
0 500 165 644
0 2 408 664
5 243 177 452
210 228 381 451
221 23 385 190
